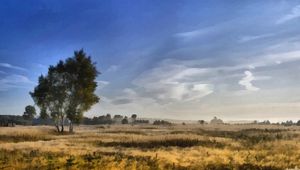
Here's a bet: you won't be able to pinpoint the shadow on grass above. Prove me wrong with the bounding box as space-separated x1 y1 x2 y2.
97 138 225 149
0 134 52 142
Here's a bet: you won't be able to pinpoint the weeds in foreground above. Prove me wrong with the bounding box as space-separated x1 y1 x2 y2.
0 125 299 169
0 149 290 170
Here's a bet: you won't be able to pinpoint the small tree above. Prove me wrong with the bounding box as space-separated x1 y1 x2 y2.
131 114 137 119
30 49 99 133
23 105 36 120
64 50 99 132
263 120 271 125
122 117 129 124
131 114 137 124
198 120 205 125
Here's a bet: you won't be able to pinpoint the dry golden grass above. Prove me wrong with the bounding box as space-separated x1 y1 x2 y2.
0 124 300 169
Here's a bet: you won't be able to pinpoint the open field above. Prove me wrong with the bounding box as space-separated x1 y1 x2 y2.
0 124 300 170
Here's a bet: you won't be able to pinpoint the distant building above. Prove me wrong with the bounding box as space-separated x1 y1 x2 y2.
210 116 224 124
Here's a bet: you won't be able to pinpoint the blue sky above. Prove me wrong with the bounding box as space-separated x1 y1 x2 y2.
1 0 300 121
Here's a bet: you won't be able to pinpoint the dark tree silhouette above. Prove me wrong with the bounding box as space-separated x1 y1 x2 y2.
198 120 205 125
122 117 129 124
64 50 99 132
23 105 36 120
30 49 99 133
131 114 137 119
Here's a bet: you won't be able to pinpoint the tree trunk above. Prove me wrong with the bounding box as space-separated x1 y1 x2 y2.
60 116 64 133
61 124 64 133
69 121 73 133
55 124 60 132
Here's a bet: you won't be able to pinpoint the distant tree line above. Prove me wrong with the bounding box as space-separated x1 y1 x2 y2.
0 115 30 126
279 120 300 126
197 119 300 126
253 120 300 126
153 120 172 126
81 114 150 125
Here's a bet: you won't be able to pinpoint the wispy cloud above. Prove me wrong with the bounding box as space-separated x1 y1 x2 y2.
132 60 214 103
0 63 26 71
96 80 110 90
111 98 133 105
175 28 211 40
35 63 48 69
276 5 300 24
110 88 138 105
106 65 119 73
238 71 259 91
0 74 34 91
174 25 222 42
265 50 300 63
238 33 273 43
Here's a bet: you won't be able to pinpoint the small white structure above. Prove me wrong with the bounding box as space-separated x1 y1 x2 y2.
210 116 224 124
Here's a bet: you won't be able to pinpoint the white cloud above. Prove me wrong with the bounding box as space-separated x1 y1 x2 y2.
0 63 26 71
277 5 300 24
238 71 259 91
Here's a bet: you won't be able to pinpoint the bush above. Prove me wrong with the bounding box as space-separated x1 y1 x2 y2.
153 120 172 126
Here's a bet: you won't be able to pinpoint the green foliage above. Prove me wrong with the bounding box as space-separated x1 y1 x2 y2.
66 155 76 167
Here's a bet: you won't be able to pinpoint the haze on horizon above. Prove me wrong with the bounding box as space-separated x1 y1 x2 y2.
1 0 300 122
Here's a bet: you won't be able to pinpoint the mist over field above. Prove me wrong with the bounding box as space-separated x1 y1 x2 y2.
1 1 300 169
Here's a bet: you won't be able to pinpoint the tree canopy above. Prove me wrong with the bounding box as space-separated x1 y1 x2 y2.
30 49 99 133
22 105 36 120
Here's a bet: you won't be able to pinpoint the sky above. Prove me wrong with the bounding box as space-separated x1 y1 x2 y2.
1 0 300 122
